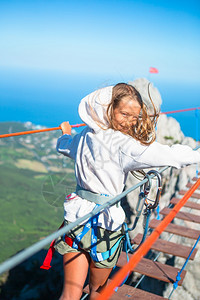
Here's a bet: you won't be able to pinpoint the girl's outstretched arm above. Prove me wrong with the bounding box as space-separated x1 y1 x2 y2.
120 139 200 172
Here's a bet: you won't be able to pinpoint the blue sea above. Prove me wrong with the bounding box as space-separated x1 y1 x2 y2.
0 68 199 140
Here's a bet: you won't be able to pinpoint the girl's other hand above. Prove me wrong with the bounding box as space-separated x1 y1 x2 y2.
60 121 72 135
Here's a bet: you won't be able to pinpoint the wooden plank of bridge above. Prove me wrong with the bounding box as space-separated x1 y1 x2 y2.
159 207 200 224
170 197 200 210
109 285 168 300
117 253 186 285
149 219 200 240
186 182 200 190
83 281 167 300
179 190 200 199
191 176 200 181
132 233 197 260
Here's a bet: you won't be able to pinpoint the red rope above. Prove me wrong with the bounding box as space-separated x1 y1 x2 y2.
161 107 200 115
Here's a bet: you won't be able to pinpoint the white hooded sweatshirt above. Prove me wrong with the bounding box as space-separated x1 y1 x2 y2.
57 86 200 231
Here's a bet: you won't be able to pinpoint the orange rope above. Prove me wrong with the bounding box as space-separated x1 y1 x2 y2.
96 177 200 300
0 107 199 139
0 123 86 138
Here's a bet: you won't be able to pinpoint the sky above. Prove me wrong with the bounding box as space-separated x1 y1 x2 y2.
0 0 200 83
0 0 200 139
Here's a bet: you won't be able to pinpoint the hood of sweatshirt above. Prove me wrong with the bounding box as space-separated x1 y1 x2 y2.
78 86 113 132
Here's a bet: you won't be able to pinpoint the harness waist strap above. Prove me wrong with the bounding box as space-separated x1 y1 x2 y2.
76 185 113 204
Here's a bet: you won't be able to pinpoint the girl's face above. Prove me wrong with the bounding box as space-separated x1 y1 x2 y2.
113 96 141 132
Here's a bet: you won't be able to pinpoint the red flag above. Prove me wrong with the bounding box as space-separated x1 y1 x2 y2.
149 67 159 74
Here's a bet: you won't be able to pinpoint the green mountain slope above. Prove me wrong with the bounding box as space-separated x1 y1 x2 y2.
0 122 76 264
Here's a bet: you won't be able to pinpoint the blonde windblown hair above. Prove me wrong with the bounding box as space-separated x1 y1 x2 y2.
87 82 159 145
107 83 158 145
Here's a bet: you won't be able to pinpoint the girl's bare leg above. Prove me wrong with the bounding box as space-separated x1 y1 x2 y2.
89 260 113 300
59 252 90 300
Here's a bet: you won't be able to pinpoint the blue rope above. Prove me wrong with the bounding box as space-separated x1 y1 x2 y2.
156 204 160 220
169 234 200 298
113 209 152 292
124 209 151 254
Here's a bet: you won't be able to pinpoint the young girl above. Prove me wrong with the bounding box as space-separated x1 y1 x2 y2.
55 79 200 300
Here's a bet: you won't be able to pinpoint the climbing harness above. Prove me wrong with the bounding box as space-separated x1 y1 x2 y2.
76 185 113 205
41 171 162 270
63 204 124 262
124 170 162 255
40 190 123 269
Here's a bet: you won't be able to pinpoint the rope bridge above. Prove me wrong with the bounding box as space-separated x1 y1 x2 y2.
0 164 199 299
0 106 200 299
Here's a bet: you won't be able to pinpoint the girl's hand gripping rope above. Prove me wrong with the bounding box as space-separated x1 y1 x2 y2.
60 121 71 135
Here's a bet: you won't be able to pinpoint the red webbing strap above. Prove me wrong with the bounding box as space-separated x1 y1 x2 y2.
40 221 64 270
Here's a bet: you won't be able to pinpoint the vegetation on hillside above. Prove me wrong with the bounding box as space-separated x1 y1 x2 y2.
0 122 76 265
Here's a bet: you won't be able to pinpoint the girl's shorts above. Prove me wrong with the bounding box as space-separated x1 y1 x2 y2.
54 220 124 269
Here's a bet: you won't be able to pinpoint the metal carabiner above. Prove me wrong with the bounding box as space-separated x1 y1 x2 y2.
142 173 152 196
143 170 162 210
